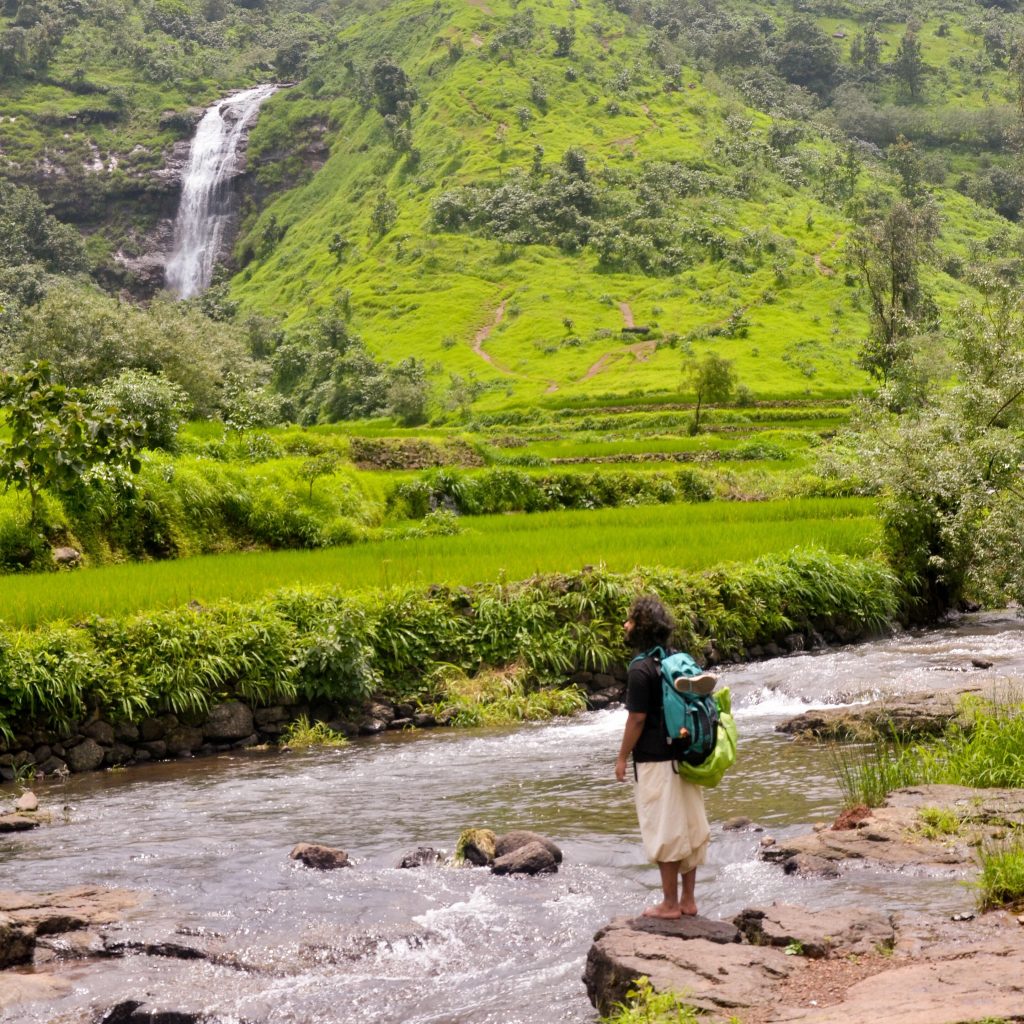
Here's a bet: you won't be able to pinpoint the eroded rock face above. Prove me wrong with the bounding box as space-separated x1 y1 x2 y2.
585 905 1024 1024
734 904 895 959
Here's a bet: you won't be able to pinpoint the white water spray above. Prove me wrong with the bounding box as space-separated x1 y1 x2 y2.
165 84 278 299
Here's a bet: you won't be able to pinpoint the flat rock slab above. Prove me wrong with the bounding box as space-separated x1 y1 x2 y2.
778 680 1015 741
0 886 138 971
762 785 1024 874
0 971 70 1008
0 814 40 833
735 904 894 959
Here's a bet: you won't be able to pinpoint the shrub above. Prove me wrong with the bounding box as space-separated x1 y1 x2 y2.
91 370 192 452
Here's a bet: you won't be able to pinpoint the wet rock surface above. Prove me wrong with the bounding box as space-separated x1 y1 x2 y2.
289 843 350 870
778 680 1015 741
760 785 1024 874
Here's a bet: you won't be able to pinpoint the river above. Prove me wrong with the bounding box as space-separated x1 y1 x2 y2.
5 611 1024 1024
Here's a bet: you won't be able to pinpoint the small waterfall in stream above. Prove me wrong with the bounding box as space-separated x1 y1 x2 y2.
165 84 278 299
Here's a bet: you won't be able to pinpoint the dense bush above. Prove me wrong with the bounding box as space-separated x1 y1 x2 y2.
387 467 713 519
0 550 902 742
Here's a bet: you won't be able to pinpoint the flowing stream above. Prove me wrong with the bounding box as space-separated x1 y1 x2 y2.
165 84 278 299
5 611 1024 1024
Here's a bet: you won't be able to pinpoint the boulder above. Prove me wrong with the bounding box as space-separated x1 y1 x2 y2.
37 756 67 775
491 841 558 876
722 816 753 831
52 546 81 566
494 830 563 864
289 843 350 870
397 846 446 869
84 720 115 746
164 726 203 756
584 914 788 1017
65 738 105 773
782 853 840 879
202 702 255 743
14 792 38 813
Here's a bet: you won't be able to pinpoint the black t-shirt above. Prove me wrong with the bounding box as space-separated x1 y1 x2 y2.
625 651 690 762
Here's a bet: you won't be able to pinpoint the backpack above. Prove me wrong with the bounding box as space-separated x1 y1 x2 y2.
631 645 720 767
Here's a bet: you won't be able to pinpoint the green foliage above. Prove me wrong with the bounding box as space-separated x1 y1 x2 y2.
916 806 963 839
833 695 1024 808
600 977 718 1024
421 665 587 726
0 360 141 527
280 713 348 749
976 835 1024 910
91 370 192 452
850 277 1024 612
684 354 736 434
0 549 901 739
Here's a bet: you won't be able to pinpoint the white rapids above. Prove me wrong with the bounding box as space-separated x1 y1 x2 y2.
165 84 277 298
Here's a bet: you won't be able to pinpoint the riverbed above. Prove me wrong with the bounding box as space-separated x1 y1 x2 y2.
4 611 1024 1024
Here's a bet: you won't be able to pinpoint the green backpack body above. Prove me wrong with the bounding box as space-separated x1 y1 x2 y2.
632 646 720 767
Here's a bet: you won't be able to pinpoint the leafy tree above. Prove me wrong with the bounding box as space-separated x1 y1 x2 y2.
774 19 840 97
91 369 191 452
369 55 416 119
298 451 341 501
0 361 141 527
370 189 397 238
887 134 924 199
892 27 926 101
552 24 574 57
847 200 939 395
850 277 1024 616
684 353 736 434
387 356 432 425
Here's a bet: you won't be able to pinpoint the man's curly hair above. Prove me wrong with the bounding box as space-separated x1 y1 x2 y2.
627 594 675 651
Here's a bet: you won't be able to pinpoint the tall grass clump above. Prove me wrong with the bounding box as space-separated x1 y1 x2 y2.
833 694 1024 808
600 977 737 1024
975 835 1024 911
280 714 348 750
421 666 588 727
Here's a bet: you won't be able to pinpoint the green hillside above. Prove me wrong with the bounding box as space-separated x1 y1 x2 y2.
225 0 1018 409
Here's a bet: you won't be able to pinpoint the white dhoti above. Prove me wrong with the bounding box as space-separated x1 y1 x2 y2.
634 760 710 868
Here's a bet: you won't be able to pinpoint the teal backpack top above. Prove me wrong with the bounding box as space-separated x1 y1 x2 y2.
631 646 720 768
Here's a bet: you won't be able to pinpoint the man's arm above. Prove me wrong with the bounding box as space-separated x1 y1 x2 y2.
615 711 646 781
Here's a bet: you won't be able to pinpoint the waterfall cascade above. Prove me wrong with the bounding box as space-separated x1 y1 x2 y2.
165 84 278 299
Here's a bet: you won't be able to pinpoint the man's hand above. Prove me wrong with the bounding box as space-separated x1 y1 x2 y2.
615 755 627 782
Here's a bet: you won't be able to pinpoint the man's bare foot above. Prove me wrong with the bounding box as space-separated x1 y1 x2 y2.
641 902 683 919
679 899 698 917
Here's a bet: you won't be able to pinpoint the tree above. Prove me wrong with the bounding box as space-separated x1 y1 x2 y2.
684 354 736 434
298 451 341 501
849 277 1024 616
774 19 840 97
847 200 939 395
91 369 191 452
369 55 416 119
552 24 574 57
0 361 141 527
370 189 397 238
892 27 926 100
886 134 924 199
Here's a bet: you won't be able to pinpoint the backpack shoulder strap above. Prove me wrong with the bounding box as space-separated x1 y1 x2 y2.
629 644 666 667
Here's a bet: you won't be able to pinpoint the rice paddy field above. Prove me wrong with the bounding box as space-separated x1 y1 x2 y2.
0 498 878 628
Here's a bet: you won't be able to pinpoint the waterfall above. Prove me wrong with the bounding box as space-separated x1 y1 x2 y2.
165 84 278 299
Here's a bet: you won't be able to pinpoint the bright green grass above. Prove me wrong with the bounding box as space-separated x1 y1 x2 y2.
0 498 877 628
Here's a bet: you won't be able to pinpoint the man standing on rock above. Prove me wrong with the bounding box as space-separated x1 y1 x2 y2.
615 595 711 919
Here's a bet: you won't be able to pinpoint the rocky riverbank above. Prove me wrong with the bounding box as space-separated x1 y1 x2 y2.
586 678 1024 1023
585 902 1024 1024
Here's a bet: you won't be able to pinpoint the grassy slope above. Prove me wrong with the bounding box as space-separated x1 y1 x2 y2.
229 0 1012 409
